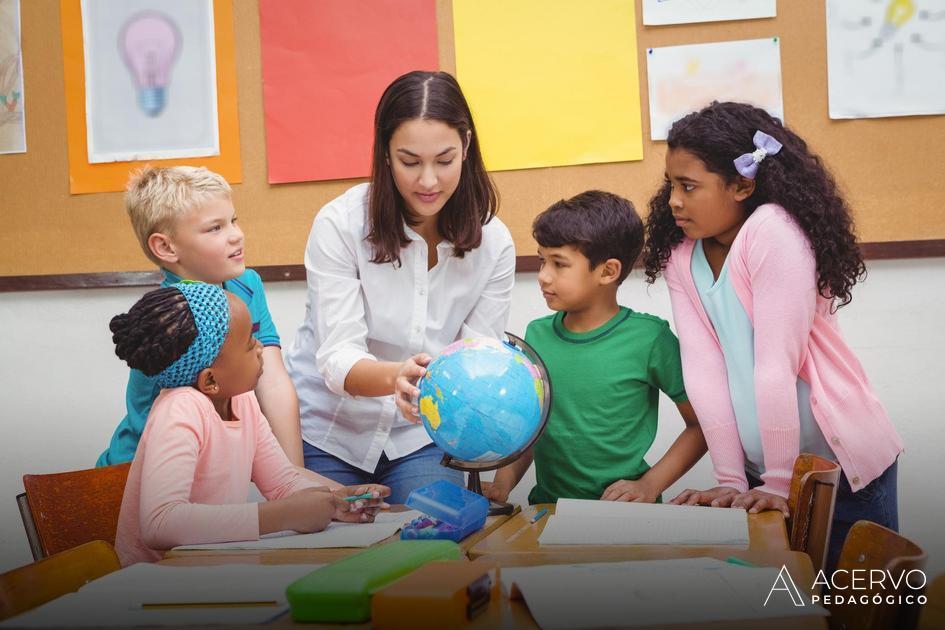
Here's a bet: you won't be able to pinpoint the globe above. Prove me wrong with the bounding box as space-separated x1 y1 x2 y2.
417 336 548 466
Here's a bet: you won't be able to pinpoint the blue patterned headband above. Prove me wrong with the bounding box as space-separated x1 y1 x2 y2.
155 282 230 388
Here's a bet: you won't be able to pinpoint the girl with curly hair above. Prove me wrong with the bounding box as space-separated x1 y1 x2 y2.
644 102 902 571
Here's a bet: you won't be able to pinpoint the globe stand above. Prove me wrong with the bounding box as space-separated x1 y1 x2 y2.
440 457 516 516
435 332 553 518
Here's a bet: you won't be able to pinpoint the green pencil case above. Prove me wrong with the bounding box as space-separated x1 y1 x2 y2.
285 540 462 623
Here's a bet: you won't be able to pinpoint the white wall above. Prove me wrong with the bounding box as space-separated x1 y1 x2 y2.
1 259 943 575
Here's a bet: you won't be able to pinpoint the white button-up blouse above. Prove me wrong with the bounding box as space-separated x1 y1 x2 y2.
285 183 516 472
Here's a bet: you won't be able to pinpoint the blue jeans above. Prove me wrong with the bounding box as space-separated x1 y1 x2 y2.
303 441 464 504
749 460 898 574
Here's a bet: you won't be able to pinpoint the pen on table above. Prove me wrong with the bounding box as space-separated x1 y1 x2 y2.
529 508 549 524
141 601 279 609
344 492 375 502
725 556 757 568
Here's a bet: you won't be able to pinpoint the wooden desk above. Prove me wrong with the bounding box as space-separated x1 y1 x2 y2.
468 503 790 564
161 507 518 566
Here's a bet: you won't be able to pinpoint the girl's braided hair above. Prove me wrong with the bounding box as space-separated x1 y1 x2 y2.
110 287 198 376
643 101 866 307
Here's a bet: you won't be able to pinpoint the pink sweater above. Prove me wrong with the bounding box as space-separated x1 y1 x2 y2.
115 387 320 566
664 204 903 498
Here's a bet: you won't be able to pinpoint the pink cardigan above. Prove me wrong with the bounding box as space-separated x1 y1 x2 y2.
115 388 321 566
664 204 902 497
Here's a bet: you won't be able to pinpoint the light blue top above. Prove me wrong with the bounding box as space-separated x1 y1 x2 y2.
96 268 281 467
691 240 832 477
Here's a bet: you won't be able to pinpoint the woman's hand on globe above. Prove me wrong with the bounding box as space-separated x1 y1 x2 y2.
395 353 432 423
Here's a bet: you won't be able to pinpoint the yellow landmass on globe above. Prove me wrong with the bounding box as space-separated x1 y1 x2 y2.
420 395 441 430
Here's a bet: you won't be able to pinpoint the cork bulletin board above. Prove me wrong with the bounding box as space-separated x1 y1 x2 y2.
2 0 943 290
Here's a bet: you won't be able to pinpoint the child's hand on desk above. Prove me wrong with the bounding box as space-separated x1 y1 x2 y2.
600 478 659 502
271 488 340 533
730 489 790 517
481 481 510 503
332 484 392 523
669 486 740 507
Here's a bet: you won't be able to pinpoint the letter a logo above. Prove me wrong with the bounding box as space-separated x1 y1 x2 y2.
764 565 806 607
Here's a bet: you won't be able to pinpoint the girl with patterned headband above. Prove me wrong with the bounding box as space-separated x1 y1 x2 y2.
110 282 389 567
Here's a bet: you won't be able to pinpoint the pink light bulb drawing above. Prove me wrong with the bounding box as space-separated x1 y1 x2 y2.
118 11 180 117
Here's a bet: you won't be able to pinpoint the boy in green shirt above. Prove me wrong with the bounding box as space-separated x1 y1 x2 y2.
485 191 706 504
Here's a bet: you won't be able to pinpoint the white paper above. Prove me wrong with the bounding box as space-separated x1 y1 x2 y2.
503 558 828 629
538 499 749 546
0 563 321 628
0 0 25 154
173 510 422 550
80 0 219 162
827 0 945 119
646 37 784 141
643 0 776 26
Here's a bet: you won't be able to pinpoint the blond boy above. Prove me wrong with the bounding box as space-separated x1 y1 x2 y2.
98 166 313 475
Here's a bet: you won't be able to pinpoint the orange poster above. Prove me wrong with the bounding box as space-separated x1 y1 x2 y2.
259 0 438 183
61 0 241 194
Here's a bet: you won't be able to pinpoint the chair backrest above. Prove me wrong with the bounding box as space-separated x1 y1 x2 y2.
16 493 42 561
22 462 131 558
829 520 927 630
787 453 840 573
0 540 120 621
918 572 945 630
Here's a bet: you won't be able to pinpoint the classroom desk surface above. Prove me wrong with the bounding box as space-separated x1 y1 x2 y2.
161 506 519 566
467 503 791 563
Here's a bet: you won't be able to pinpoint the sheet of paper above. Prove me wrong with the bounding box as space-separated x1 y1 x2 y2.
539 499 749 546
80 0 219 163
453 0 643 171
503 558 827 629
827 0 945 119
643 0 776 26
646 37 783 141
0 563 321 627
259 0 438 183
0 0 25 154
173 510 421 550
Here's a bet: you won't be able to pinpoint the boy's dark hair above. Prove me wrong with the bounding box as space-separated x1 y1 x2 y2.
367 70 498 265
110 287 197 376
643 101 865 307
533 190 643 285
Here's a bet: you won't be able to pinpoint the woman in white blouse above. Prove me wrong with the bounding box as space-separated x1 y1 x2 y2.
285 71 516 502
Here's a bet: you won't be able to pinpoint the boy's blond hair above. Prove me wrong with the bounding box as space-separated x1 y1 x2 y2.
125 166 232 265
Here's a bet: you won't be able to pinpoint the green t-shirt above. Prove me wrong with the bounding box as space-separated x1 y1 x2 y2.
526 307 688 504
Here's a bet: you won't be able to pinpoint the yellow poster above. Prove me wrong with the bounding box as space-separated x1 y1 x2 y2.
453 0 643 172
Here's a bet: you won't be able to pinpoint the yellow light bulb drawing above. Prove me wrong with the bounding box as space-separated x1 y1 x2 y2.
881 0 916 38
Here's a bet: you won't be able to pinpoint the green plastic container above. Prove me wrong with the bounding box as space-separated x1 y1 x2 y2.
286 540 462 623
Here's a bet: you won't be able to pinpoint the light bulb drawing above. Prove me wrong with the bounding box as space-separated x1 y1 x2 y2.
837 0 945 91
118 11 180 117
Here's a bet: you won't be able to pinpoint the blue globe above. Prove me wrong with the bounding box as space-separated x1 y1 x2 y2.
417 337 544 464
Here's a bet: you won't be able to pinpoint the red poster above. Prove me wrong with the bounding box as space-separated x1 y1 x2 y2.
259 0 439 183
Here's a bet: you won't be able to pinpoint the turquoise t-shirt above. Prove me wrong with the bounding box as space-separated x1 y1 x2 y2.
96 268 281 466
691 240 832 477
525 307 688 504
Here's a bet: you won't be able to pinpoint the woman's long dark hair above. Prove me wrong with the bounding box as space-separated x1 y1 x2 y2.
367 71 497 265
642 102 865 307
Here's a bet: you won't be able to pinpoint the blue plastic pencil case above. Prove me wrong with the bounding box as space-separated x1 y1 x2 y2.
400 480 489 542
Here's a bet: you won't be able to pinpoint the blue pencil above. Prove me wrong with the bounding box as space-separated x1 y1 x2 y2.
530 508 549 524
344 492 375 502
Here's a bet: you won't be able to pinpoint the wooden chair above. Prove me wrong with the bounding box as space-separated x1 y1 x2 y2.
828 520 927 630
918 573 945 630
21 462 131 558
787 453 841 573
0 540 120 622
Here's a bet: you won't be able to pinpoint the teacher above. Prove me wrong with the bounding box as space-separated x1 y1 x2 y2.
285 71 516 503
